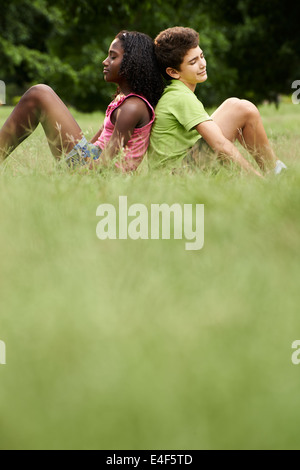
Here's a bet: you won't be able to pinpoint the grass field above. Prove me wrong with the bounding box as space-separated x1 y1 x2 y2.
0 101 300 450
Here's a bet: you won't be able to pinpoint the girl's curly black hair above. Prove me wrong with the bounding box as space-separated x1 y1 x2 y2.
115 30 164 108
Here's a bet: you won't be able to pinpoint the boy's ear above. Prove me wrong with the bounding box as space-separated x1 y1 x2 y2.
166 67 180 80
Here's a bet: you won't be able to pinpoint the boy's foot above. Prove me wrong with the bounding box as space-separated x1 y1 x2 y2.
274 160 288 175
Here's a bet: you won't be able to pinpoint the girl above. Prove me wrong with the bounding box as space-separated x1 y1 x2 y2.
0 31 164 172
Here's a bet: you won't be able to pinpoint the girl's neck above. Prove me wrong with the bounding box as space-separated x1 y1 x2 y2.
117 79 133 97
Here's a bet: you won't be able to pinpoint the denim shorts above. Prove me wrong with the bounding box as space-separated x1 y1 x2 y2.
65 137 102 167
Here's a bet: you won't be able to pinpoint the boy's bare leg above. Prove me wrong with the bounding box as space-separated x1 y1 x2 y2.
211 98 277 171
0 84 83 161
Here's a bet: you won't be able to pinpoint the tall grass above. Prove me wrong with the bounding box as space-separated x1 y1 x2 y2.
0 102 300 450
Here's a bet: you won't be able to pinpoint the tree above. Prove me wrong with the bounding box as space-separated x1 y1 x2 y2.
201 0 300 104
1 0 299 111
0 1 79 104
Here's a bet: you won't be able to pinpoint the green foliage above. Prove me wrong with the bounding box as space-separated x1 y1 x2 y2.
202 0 300 103
0 0 299 110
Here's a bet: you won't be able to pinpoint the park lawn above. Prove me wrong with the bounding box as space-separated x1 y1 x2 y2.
0 102 300 450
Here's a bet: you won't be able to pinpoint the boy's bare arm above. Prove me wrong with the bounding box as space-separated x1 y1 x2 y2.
196 120 263 177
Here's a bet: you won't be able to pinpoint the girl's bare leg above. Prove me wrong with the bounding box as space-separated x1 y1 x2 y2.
211 98 277 171
0 84 83 161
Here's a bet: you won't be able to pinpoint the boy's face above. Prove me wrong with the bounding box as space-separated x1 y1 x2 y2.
167 46 207 91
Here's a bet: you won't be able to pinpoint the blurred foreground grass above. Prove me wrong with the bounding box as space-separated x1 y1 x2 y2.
0 102 300 449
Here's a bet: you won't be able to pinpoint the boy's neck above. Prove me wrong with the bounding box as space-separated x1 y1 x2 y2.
174 78 197 93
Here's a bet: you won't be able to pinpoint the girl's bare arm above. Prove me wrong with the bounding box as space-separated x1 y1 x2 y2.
93 98 149 166
90 126 104 144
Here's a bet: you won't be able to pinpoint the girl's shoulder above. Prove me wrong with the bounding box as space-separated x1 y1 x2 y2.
107 94 155 125
106 95 124 116
109 93 153 112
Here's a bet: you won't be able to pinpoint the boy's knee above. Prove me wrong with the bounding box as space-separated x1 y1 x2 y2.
225 97 259 121
240 99 260 120
225 97 240 107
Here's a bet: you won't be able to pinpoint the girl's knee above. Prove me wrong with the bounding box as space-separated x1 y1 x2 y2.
26 84 54 104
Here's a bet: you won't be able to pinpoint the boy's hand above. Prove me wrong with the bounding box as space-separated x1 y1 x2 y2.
196 120 263 178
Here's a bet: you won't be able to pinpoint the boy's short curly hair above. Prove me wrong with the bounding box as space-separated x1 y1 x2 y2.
154 27 199 81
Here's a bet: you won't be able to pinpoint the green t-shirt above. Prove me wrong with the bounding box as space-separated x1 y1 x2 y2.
148 80 211 167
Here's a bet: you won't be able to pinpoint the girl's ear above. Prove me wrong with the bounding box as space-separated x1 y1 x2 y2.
166 67 180 80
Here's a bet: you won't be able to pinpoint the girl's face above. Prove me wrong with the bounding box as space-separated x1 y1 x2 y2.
103 39 125 84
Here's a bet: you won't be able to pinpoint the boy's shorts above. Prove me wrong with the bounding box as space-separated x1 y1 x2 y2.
65 137 102 167
184 138 213 168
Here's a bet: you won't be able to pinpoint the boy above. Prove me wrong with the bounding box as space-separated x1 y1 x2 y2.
149 27 287 176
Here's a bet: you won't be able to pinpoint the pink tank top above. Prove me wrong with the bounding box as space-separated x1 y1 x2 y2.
94 93 155 172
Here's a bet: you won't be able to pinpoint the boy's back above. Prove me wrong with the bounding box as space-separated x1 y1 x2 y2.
148 79 211 168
